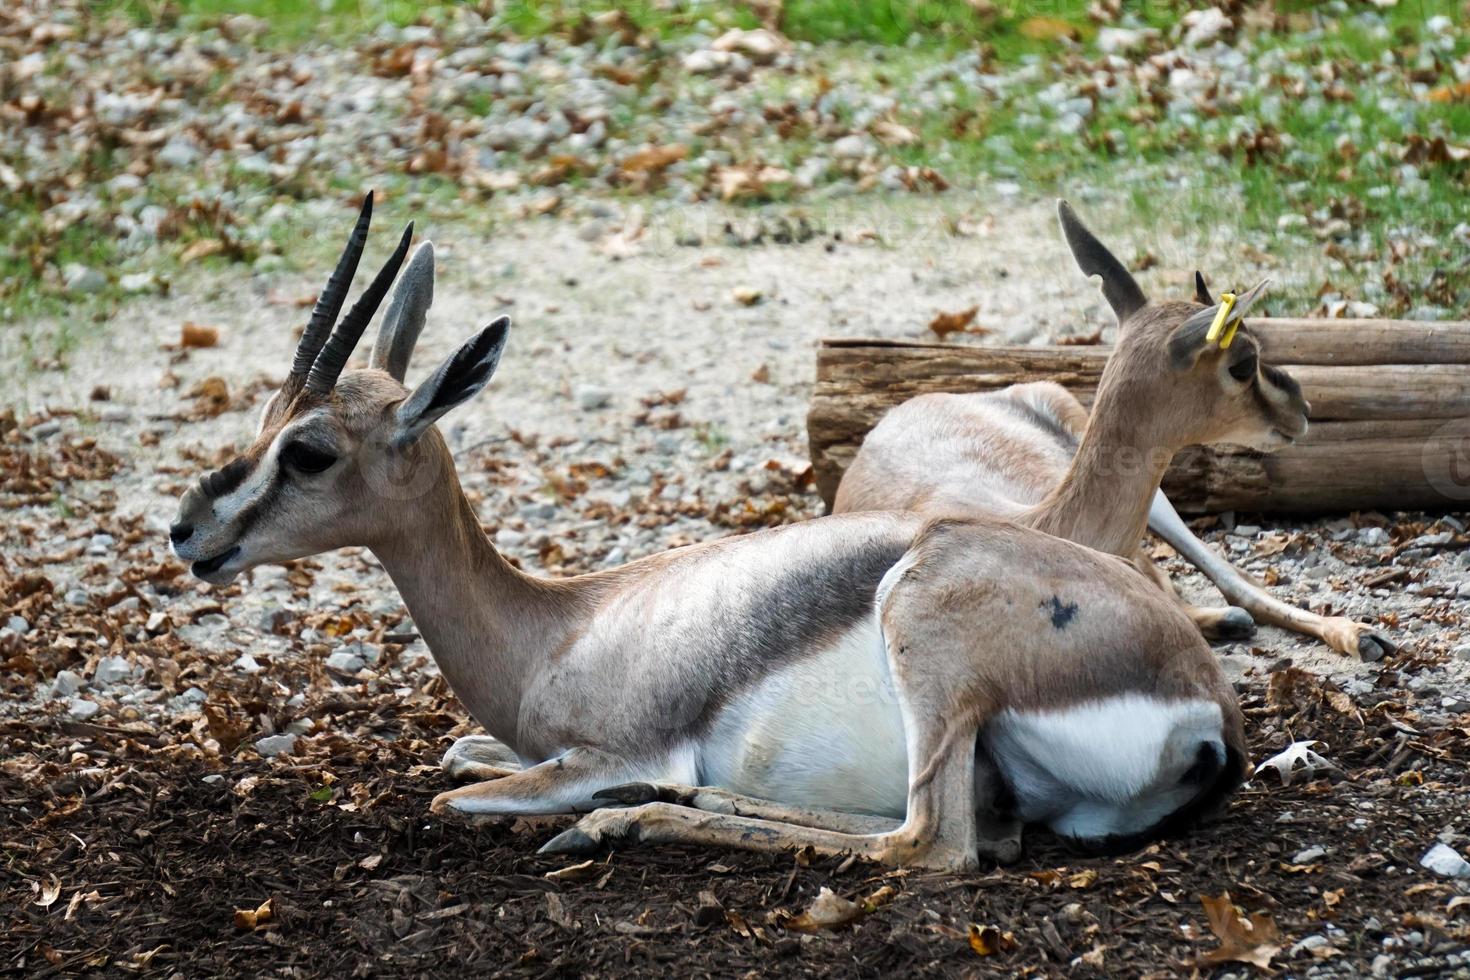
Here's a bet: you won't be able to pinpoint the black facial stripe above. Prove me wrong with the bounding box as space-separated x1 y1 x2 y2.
1260 363 1301 400
229 468 284 542
201 456 252 499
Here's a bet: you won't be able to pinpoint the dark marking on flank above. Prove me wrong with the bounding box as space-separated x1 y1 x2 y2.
1042 596 1079 630
998 396 1079 452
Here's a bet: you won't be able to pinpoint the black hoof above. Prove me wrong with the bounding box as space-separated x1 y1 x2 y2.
539 827 601 855
592 781 668 805
1207 606 1256 642
1358 633 1394 662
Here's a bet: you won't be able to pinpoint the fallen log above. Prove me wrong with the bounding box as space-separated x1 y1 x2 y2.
807 319 1470 514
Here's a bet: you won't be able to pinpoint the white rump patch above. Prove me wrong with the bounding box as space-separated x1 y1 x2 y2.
987 694 1224 839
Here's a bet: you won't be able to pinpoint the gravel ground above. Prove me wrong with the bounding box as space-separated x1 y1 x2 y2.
4 193 1469 974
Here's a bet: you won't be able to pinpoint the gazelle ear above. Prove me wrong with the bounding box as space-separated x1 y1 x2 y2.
1056 200 1148 326
1194 270 1214 306
392 316 510 448
371 241 434 382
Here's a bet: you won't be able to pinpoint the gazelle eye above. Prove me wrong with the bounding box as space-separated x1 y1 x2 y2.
281 441 337 474
1228 355 1258 383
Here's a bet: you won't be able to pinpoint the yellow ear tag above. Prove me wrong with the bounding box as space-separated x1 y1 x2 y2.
1205 291 1237 347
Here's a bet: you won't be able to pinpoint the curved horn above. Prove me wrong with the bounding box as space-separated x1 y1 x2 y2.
285 193 374 396
305 222 415 396
1056 199 1148 324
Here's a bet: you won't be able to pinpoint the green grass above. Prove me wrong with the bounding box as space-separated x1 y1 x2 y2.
8 0 1465 332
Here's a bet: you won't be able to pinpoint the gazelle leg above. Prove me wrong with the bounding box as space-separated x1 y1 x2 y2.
591 782 900 835
543 715 1006 871
1132 551 1255 642
1148 491 1394 661
431 746 649 819
442 734 524 783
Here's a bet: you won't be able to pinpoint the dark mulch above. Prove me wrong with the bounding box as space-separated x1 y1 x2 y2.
4 668 1469 978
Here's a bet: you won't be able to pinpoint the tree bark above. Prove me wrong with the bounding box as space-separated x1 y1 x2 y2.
808 319 1470 514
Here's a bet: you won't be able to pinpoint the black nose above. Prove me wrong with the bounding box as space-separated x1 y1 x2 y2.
169 522 194 545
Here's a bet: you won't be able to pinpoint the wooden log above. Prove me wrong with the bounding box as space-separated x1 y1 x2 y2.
808 318 1470 514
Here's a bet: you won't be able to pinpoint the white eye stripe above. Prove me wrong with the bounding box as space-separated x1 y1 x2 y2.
212 410 333 518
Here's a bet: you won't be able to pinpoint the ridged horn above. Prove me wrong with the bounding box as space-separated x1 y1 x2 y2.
286 193 374 394
304 222 415 395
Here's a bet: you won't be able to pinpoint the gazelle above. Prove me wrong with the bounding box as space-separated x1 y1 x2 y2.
835 202 1393 661
171 195 1249 869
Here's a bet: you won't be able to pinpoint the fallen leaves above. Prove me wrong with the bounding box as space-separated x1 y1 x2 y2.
929 306 989 339
233 897 275 930
968 923 1019 956
1197 892 1282 970
780 884 894 932
188 377 231 418
180 322 221 349
1256 740 1340 787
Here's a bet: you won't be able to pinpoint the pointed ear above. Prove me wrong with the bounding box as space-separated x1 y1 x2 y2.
1056 200 1148 326
392 316 510 448
371 241 434 382
1165 306 1222 370
1194 270 1214 306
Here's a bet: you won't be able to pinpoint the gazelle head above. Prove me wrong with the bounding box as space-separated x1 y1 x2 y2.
170 194 511 584
1057 201 1309 453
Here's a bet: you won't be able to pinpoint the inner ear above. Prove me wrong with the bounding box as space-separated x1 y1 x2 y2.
1166 307 1220 371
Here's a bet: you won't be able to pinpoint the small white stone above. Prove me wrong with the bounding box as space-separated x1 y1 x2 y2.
92 655 133 686
1292 845 1328 863
1421 842 1470 877
7 615 28 634
63 264 107 294
232 653 261 673
1358 527 1389 546
50 670 84 698
67 697 100 720
575 385 612 411
326 650 366 674
254 733 297 757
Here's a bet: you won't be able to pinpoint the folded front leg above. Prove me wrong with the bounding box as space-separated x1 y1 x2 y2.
592 782 900 835
441 734 524 783
431 746 648 820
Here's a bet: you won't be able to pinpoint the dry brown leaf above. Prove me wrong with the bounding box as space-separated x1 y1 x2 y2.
180 322 220 348
179 239 226 264
1057 327 1104 345
1068 869 1098 890
1019 16 1078 41
783 887 864 932
731 286 764 306
620 144 688 175
749 363 771 383
1196 892 1281 970
234 897 274 930
33 877 62 908
968 923 1018 956
872 119 919 146
544 859 601 882
929 306 988 339
189 377 231 417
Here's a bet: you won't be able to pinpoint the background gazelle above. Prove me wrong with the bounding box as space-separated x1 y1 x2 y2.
171 194 1250 869
836 202 1394 661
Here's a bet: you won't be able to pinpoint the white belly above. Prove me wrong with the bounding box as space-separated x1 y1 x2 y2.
696 618 909 817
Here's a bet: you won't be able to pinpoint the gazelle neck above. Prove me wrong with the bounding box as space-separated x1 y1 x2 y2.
369 465 593 753
1022 366 1176 557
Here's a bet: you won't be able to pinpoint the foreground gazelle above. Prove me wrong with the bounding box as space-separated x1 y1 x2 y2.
171 195 1249 868
835 202 1393 661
